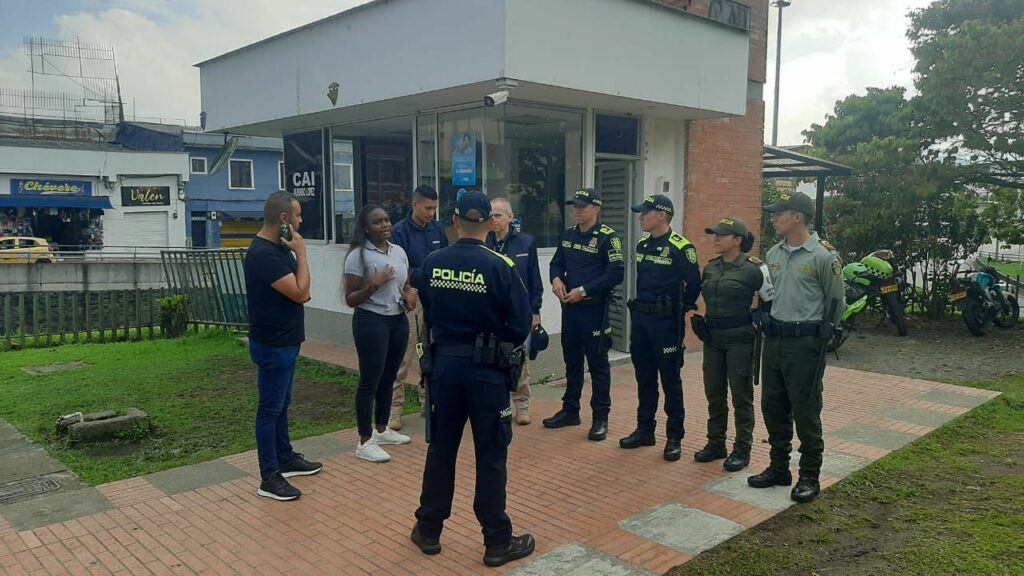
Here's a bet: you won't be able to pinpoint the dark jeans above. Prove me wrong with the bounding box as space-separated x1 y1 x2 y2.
560 303 612 420
353 308 410 438
250 340 301 481
416 356 513 547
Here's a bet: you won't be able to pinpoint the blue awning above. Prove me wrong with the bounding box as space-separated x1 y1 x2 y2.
0 196 114 209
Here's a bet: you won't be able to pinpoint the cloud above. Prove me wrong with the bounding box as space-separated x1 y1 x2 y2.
765 0 934 145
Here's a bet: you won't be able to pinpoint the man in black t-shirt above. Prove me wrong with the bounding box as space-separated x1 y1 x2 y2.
244 191 323 501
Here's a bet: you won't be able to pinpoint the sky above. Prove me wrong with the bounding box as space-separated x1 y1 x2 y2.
0 0 935 144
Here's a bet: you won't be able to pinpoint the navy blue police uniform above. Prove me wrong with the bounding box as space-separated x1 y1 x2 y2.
546 188 625 430
622 195 700 456
487 228 543 316
413 192 533 561
391 211 449 289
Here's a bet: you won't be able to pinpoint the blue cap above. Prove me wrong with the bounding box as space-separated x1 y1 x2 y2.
529 324 549 361
565 188 602 207
631 194 674 215
455 190 492 222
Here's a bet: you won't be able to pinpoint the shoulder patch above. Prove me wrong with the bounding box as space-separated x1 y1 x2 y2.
819 239 837 252
685 245 698 264
599 224 616 235
831 258 842 278
479 245 514 267
609 236 622 252
748 256 763 265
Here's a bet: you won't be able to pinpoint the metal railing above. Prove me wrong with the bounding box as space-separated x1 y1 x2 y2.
0 245 236 264
161 249 249 328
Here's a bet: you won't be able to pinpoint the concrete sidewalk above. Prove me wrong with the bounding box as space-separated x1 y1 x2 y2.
0 340 999 575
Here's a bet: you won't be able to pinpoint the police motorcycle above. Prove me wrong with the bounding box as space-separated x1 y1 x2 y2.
948 261 1021 337
829 249 908 352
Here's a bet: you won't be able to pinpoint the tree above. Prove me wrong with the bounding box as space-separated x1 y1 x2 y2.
909 0 1024 190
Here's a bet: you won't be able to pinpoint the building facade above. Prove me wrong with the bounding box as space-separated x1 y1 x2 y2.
197 0 769 369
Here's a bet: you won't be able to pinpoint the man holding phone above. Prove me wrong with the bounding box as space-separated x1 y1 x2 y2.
244 191 323 501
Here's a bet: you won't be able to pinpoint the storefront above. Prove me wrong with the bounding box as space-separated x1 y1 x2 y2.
198 0 766 364
0 139 190 253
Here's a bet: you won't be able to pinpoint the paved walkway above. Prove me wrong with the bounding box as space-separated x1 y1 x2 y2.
0 341 999 576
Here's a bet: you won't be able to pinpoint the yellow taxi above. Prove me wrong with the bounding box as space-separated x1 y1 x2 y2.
0 236 58 264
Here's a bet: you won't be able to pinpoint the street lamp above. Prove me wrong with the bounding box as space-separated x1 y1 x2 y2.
771 0 792 147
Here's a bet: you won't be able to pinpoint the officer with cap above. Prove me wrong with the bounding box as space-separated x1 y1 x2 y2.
618 194 700 461
749 192 844 504
694 216 774 472
410 190 536 567
543 188 625 441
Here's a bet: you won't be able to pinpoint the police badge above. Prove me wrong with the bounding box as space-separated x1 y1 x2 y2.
588 238 598 248
661 246 670 257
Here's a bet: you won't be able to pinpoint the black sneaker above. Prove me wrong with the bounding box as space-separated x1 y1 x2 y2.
791 475 820 503
723 451 750 472
411 523 441 555
619 430 656 449
483 534 536 567
747 467 793 489
280 453 323 478
693 443 728 462
588 421 608 441
256 473 301 501
542 410 581 429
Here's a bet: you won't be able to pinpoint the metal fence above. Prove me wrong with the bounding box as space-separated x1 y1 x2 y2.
160 249 248 328
0 288 169 350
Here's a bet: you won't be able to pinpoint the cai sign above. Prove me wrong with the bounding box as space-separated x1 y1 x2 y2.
283 130 325 240
11 179 92 196
121 186 171 207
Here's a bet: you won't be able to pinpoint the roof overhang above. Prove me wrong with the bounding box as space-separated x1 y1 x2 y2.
763 145 853 179
197 0 751 136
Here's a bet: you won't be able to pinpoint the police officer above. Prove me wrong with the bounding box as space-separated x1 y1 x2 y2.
543 188 625 441
487 197 543 425
390 185 449 431
411 191 535 567
619 195 700 461
749 192 844 504
694 216 774 472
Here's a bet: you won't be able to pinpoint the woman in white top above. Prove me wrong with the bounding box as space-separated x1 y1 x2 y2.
344 204 418 462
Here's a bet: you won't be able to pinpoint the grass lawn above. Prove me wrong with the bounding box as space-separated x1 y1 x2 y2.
0 331 387 485
668 373 1024 576
981 256 1024 280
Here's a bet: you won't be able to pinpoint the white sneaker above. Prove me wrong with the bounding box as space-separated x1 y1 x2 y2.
373 427 412 446
356 439 391 463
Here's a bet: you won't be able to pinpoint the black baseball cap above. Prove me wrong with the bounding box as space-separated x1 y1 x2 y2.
763 192 814 217
565 188 602 207
705 216 749 237
529 324 549 361
631 194 674 215
454 190 492 222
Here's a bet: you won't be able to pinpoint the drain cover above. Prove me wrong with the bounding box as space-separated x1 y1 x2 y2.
0 477 60 504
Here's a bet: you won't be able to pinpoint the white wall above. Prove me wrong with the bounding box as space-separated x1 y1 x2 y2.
642 116 688 233
102 176 187 249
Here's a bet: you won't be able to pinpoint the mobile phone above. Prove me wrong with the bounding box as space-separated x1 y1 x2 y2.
280 222 293 242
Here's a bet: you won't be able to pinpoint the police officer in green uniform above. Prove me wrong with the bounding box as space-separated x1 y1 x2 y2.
748 192 844 504
694 216 774 472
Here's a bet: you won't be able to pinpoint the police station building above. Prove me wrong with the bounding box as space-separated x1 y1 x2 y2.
198 0 769 371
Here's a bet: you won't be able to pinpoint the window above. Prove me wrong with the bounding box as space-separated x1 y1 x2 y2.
228 159 254 189
190 157 207 174
333 138 356 244
596 115 639 157
278 161 286 191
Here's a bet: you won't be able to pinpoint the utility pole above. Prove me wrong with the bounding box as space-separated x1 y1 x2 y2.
771 0 792 147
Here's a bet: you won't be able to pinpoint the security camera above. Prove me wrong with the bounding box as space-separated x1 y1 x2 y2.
484 91 509 107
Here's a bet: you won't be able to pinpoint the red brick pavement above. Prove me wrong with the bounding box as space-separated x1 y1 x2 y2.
0 342 998 576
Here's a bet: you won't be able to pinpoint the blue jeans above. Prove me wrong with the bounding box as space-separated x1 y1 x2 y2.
249 340 300 481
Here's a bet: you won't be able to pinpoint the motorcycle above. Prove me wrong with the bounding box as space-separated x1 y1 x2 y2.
830 249 908 352
948 264 1021 336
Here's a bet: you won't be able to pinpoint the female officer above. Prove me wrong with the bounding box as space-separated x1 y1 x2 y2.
344 204 418 463
693 216 774 472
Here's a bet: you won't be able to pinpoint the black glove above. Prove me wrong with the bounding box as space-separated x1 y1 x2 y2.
690 314 711 343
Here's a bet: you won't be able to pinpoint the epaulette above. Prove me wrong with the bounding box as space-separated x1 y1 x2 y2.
668 232 688 250
819 239 837 252
599 224 616 235
748 256 764 265
479 245 514 267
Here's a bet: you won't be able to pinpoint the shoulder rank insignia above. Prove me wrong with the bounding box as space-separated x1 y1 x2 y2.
638 232 651 244
748 256 764 265
599 224 616 235
480 245 514 267
820 239 837 252
668 232 687 250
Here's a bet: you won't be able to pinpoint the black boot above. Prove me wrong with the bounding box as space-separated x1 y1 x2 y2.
542 410 581 429
747 466 793 488
483 534 536 567
693 443 728 463
723 451 750 472
619 430 656 449
791 475 820 503
663 438 682 461
410 524 441 555
588 421 608 441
